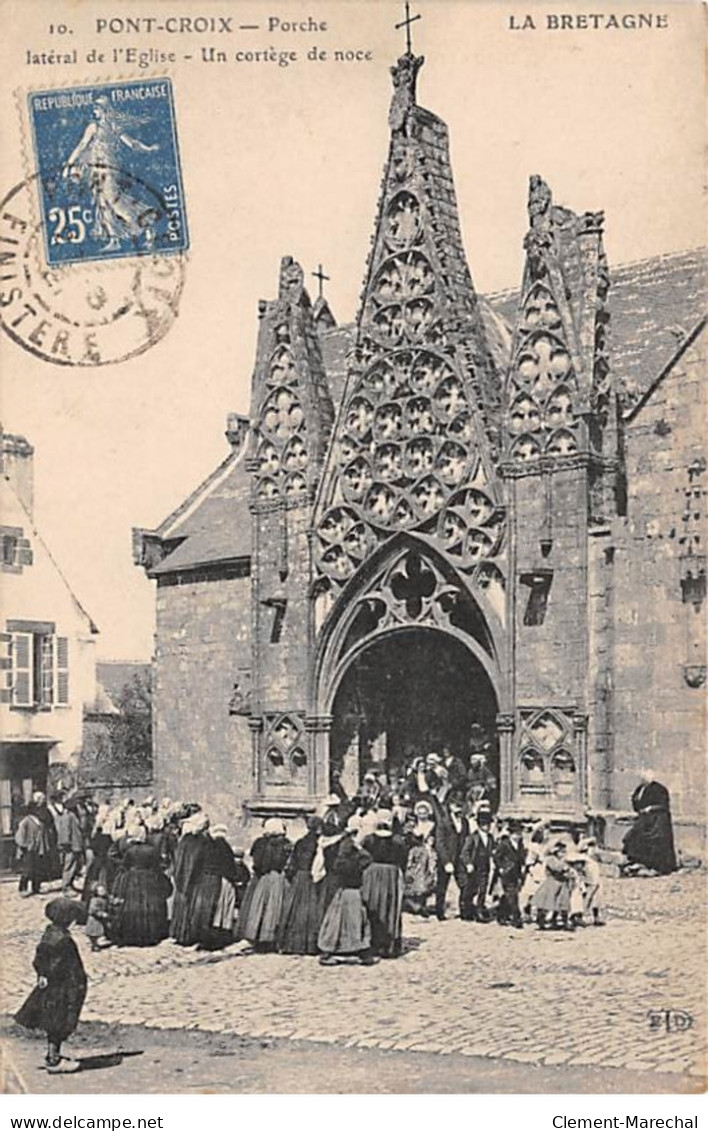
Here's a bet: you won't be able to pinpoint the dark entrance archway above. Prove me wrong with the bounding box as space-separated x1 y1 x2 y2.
330 628 498 798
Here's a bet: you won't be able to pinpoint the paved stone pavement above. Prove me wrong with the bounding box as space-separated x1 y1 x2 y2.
1 872 705 1087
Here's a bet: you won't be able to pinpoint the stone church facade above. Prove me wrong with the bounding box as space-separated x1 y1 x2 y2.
135 51 706 856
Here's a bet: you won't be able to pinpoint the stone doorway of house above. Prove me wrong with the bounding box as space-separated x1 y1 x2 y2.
329 628 498 799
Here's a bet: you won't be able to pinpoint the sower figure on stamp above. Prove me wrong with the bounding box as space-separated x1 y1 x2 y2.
62 96 159 252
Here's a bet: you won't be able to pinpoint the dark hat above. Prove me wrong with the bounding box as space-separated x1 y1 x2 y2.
45 897 87 928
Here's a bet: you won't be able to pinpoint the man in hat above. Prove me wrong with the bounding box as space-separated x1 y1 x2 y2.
52 796 85 895
459 808 495 921
433 797 470 920
466 752 498 813
492 820 526 928
15 801 50 896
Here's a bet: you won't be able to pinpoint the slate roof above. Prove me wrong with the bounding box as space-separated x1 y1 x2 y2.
485 247 707 407
96 662 151 706
148 446 251 576
149 248 705 575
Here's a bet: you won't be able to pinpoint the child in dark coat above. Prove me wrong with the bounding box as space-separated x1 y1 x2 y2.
85 883 109 951
15 898 88 1072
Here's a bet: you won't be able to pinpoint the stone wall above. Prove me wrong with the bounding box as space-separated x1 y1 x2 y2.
153 569 253 835
610 328 706 855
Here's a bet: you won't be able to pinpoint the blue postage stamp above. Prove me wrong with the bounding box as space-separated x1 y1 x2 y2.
27 78 188 265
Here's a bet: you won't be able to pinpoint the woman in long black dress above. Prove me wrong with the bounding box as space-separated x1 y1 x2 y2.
236 819 291 949
81 826 117 905
15 898 88 1072
317 819 375 966
279 816 323 955
361 810 407 957
170 812 210 945
622 771 677 874
111 825 172 946
188 825 239 950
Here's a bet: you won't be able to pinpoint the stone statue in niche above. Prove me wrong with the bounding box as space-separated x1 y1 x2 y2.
388 53 424 136
279 256 304 302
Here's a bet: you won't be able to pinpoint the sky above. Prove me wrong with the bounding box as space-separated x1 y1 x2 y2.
1 0 705 660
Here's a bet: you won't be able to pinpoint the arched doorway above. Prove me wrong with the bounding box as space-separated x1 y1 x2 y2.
329 628 498 797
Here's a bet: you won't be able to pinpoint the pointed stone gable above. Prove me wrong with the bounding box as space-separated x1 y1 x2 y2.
249 257 335 508
503 175 612 467
314 53 504 589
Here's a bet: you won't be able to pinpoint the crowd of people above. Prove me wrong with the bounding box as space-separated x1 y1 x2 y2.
13 750 612 964
12 756 679 1073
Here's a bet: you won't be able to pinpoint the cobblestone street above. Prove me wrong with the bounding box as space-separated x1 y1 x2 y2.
1 872 705 1092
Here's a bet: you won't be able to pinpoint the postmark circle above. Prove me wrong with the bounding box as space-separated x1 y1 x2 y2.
0 173 186 366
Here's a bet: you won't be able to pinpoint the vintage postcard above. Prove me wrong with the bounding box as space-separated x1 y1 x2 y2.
0 0 705 1101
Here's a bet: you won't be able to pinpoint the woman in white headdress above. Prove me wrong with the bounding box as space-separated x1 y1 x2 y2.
188 824 240 950
111 824 172 947
402 799 438 916
235 819 291 950
170 812 209 945
317 814 375 966
361 810 407 957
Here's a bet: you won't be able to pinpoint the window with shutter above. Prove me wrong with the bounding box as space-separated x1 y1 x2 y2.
0 634 11 705
55 636 69 705
0 780 11 836
11 632 33 707
41 635 54 708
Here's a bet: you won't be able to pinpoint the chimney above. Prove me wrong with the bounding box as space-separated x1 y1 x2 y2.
1 432 34 517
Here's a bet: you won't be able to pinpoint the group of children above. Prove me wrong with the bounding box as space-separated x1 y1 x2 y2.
521 829 605 931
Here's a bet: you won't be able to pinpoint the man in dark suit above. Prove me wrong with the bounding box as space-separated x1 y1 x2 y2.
493 820 527 928
433 798 470 920
459 809 495 921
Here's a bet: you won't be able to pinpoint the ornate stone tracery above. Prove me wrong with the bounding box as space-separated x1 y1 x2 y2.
317 541 501 712
314 53 504 595
516 707 583 805
504 175 613 469
263 711 308 788
315 343 504 583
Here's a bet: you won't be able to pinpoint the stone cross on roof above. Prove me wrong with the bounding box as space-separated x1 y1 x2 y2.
312 263 330 300
395 0 421 55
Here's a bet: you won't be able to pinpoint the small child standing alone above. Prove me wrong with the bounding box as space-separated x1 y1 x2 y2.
534 840 575 931
85 882 109 951
15 897 88 1073
579 837 606 926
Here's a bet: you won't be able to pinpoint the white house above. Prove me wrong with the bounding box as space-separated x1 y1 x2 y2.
0 431 99 868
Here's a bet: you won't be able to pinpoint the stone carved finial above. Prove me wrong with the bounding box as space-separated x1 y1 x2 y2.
389 53 424 135
279 256 305 302
524 174 554 266
528 174 553 229
578 210 605 234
